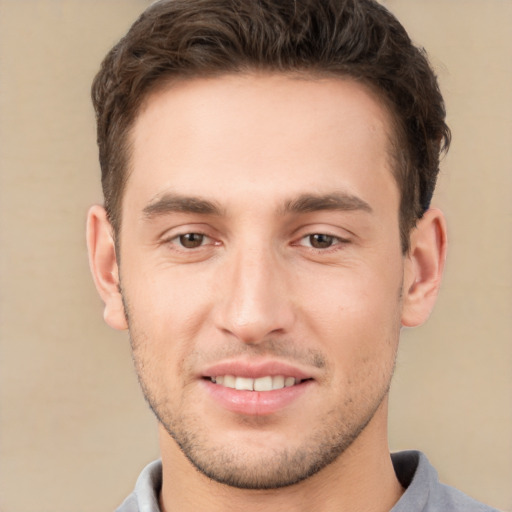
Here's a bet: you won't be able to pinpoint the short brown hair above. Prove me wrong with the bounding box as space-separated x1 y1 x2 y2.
92 0 450 251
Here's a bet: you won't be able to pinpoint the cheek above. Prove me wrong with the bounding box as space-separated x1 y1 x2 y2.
301 260 402 316
296 261 403 358
121 262 218 383
124 258 214 322
309 282 401 403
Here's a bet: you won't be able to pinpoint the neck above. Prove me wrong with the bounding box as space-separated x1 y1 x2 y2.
158 401 403 512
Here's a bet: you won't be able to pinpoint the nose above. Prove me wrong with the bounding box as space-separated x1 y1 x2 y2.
214 245 295 344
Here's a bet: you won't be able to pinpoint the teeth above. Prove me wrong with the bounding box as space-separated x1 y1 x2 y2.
273 375 285 389
223 375 236 388
254 376 272 391
235 377 253 391
210 375 298 391
285 377 295 387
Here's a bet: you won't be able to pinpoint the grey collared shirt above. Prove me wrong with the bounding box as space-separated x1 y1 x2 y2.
115 451 500 512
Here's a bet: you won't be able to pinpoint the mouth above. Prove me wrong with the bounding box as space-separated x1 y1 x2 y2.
207 375 308 391
203 374 313 415
200 360 315 415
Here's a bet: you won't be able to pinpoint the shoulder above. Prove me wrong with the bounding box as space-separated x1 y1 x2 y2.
431 482 501 512
115 492 138 512
391 451 501 512
115 460 163 512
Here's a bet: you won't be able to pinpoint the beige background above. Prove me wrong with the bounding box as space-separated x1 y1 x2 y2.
0 0 510 510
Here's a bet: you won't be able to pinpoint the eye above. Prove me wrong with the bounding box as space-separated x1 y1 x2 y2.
174 233 209 249
307 234 335 249
299 233 348 249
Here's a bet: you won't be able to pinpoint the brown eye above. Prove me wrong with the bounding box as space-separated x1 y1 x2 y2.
178 233 205 248
308 234 335 249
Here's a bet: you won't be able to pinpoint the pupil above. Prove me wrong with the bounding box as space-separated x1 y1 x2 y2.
180 233 203 248
310 234 333 249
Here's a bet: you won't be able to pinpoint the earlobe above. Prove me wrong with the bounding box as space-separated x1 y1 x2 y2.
401 209 447 328
86 205 128 331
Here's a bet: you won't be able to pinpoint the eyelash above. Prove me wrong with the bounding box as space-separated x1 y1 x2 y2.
165 232 216 250
295 233 351 252
163 231 349 253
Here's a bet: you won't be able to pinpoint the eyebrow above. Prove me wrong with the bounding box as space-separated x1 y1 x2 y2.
142 193 224 218
142 191 372 220
281 192 373 215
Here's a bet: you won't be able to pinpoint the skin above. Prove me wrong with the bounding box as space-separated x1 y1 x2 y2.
88 74 447 512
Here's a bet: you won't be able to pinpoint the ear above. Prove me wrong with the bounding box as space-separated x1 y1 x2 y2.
401 208 447 327
86 205 128 330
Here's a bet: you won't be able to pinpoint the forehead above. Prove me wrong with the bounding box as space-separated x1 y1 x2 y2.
125 73 398 216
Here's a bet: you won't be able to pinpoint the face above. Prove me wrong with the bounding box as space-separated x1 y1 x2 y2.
115 74 407 488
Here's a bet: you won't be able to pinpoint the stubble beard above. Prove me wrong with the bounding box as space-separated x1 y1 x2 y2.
120 282 401 491
128 334 395 491
154 390 390 490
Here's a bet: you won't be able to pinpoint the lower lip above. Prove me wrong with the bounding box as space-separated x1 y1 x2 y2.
202 379 313 416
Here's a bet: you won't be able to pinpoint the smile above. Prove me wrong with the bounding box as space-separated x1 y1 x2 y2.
210 375 301 391
202 367 314 415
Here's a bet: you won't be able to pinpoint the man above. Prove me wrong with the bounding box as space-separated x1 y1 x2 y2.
86 0 498 510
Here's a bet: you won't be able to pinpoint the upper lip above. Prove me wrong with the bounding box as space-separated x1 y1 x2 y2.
200 359 314 381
